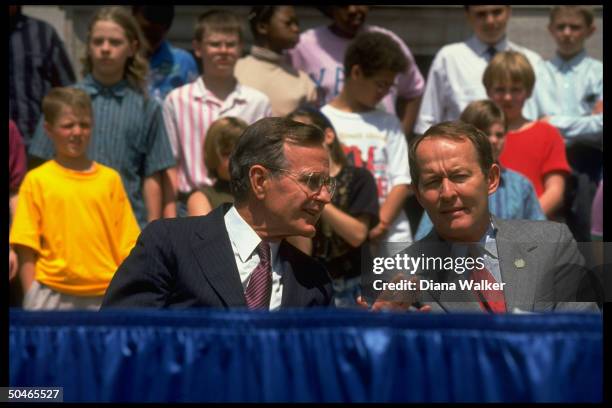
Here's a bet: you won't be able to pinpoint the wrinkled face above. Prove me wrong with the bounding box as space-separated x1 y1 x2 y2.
45 107 92 161
549 12 594 59
331 5 369 37
466 5 511 46
487 80 530 123
350 67 397 110
414 137 499 242
486 122 506 161
89 20 135 80
194 31 241 78
264 6 300 51
262 143 331 238
133 12 168 54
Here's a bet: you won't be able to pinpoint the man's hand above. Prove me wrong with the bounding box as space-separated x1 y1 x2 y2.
356 295 431 312
356 275 431 312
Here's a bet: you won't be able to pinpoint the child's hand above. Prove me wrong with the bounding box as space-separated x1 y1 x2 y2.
592 100 603 115
9 247 18 281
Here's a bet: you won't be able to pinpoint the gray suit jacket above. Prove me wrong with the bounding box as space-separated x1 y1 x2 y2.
401 216 599 313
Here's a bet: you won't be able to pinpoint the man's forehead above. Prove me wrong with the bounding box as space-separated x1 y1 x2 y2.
284 143 329 168
416 136 479 165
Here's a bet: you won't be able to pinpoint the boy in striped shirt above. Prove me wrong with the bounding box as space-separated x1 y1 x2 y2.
163 10 272 214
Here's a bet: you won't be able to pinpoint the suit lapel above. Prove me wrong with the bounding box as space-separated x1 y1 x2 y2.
493 217 538 312
190 205 246 307
278 241 307 308
417 232 483 313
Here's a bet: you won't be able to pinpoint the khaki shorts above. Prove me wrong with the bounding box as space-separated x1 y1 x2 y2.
22 281 103 311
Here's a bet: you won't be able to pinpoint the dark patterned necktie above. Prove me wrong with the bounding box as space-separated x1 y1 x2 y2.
486 46 498 61
245 241 272 309
469 245 506 313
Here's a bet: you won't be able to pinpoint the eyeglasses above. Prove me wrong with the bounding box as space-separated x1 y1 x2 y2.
266 166 336 198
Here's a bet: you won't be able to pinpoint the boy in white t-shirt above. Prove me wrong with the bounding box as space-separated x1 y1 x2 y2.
322 31 413 255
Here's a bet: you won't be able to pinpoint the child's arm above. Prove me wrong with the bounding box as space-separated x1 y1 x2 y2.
161 167 177 218
369 184 411 242
538 171 566 218
14 245 36 294
397 95 422 136
320 204 372 248
143 172 163 222
186 191 213 216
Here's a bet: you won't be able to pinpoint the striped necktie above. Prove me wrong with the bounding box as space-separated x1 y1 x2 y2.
245 241 272 309
469 244 506 313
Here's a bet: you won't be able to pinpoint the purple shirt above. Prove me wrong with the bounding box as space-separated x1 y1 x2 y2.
289 25 424 115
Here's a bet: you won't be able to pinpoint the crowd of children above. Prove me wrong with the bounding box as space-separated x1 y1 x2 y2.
8 5 603 310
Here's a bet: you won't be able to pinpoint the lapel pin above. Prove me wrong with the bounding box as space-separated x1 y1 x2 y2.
514 258 526 269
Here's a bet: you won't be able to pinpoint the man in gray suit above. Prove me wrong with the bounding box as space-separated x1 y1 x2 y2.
360 121 598 313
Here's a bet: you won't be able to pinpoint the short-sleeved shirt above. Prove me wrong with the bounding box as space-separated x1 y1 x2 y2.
9 160 140 296
289 25 425 115
415 167 546 240
9 120 27 192
499 121 571 197
9 12 76 144
28 75 176 228
148 40 199 102
235 46 318 116
163 77 272 193
415 35 541 134
321 104 412 243
313 165 379 279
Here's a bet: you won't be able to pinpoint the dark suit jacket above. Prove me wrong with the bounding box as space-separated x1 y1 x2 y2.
102 205 333 308
389 216 599 313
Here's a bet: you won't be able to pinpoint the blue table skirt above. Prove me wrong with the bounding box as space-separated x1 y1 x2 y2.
9 309 602 402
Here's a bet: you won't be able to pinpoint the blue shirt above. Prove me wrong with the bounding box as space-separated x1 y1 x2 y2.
148 40 199 102
523 50 602 150
415 168 545 240
28 75 176 228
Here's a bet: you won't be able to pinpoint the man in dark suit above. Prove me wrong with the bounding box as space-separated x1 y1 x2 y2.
360 121 599 313
102 117 335 309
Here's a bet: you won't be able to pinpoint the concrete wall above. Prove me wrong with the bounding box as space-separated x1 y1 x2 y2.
22 5 604 82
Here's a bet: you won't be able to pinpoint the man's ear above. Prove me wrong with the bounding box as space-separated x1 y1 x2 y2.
586 24 596 38
487 163 501 195
249 165 268 200
412 182 424 208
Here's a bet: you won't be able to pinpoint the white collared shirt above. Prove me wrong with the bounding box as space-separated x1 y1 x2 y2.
415 35 542 134
450 222 502 283
224 206 284 310
163 77 272 193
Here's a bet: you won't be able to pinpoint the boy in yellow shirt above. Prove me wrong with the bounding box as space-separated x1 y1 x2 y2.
9 87 140 310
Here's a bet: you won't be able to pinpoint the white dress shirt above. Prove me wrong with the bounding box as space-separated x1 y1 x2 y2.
523 50 602 149
223 206 283 310
415 35 542 134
